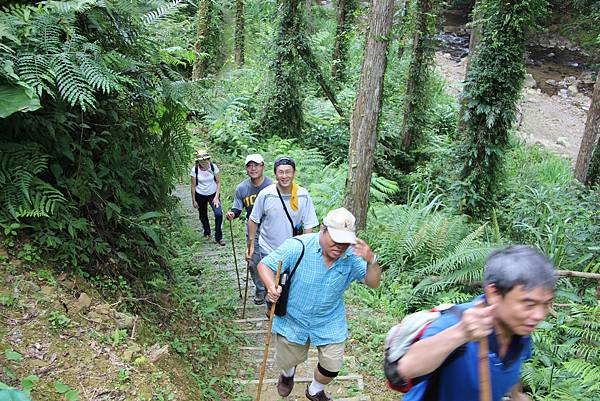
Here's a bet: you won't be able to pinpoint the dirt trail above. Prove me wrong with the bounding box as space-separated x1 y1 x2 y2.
435 52 591 163
175 184 371 401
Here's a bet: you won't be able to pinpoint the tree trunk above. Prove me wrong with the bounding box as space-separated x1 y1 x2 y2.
192 0 210 80
234 0 245 66
344 0 395 231
401 0 442 152
575 71 600 184
331 0 356 82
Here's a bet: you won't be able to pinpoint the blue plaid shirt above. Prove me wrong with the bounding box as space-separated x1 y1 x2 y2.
262 233 367 346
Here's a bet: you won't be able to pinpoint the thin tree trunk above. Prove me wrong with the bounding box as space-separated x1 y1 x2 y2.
331 0 356 81
575 71 600 184
234 0 245 66
192 0 210 80
401 0 441 152
296 40 345 118
344 0 395 231
465 0 481 78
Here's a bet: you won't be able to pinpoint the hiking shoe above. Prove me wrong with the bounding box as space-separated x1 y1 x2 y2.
216 239 226 246
277 373 294 397
305 386 333 401
254 292 265 305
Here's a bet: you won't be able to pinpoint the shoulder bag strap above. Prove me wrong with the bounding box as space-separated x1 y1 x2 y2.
287 238 305 281
276 186 295 233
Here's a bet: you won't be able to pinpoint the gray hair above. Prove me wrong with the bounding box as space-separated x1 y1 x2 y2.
483 245 556 295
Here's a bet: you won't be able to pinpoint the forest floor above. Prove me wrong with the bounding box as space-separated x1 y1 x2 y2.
434 51 591 163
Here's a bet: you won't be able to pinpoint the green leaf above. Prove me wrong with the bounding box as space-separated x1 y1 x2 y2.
20 374 38 393
0 389 32 401
53 381 70 394
0 83 41 118
138 211 163 221
4 350 23 362
64 390 79 401
142 226 160 245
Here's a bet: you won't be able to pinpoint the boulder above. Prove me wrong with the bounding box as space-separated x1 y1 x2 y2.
147 343 169 363
568 85 578 96
524 74 537 88
113 311 134 329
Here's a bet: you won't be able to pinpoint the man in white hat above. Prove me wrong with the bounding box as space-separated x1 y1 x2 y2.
226 154 273 304
258 207 381 401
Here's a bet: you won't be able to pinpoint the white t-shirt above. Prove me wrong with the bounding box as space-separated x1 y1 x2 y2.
249 184 319 254
190 163 220 195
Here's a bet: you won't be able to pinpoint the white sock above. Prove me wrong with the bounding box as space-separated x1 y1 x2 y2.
308 377 326 396
282 366 296 378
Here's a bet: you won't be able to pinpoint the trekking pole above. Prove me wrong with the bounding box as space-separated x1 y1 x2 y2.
479 334 491 401
229 220 242 299
256 260 282 401
241 259 251 319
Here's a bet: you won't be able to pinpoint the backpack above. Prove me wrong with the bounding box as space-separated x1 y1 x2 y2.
384 304 463 395
195 162 217 184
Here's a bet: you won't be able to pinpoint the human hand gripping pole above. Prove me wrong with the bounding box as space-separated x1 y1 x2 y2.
256 260 282 401
228 220 242 299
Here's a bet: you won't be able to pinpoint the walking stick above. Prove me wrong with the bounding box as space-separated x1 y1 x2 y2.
241 259 251 319
479 335 491 401
256 260 282 401
229 220 242 299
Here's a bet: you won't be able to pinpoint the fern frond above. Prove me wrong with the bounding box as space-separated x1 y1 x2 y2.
51 53 95 110
142 0 186 25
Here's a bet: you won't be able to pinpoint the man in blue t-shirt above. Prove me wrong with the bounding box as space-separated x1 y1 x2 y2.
394 246 556 401
225 154 272 305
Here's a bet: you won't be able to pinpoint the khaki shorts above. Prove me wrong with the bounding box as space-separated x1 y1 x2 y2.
274 334 345 372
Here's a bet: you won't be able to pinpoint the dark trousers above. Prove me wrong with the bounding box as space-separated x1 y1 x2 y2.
195 192 223 242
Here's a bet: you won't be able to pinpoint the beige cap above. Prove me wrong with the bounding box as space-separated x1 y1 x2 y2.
323 207 357 244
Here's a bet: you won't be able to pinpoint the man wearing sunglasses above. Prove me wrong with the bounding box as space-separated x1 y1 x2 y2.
225 154 273 305
257 207 381 401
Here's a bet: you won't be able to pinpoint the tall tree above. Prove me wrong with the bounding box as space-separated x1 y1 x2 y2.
400 0 443 153
192 0 223 80
458 0 547 214
575 72 600 184
344 0 395 230
331 0 357 82
259 0 304 137
234 0 245 66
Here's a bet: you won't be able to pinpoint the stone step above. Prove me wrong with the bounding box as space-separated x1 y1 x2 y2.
238 375 365 400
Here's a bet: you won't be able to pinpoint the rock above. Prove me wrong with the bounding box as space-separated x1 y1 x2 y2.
526 88 536 95
40 286 55 296
524 74 536 88
86 311 105 323
556 137 568 147
443 53 452 59
546 52 555 58
545 79 557 86
113 311 134 329
147 343 169 363
568 85 578 96
565 76 577 85
579 71 596 85
76 293 92 312
92 304 111 316
558 89 569 98
122 344 141 362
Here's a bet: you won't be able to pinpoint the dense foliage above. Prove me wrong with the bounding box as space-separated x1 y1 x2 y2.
0 1 191 273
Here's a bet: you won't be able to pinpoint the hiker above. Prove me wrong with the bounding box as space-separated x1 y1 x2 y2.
225 153 273 305
246 155 319 262
393 245 556 401
257 207 382 401
190 149 225 246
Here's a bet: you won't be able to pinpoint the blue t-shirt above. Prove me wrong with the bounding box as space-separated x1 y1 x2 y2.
402 296 532 401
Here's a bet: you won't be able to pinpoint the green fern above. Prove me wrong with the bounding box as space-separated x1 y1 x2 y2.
142 0 186 25
0 144 66 220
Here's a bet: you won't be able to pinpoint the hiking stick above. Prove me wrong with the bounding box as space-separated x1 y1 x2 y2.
479 334 491 401
229 220 242 298
241 259 251 319
256 260 282 401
